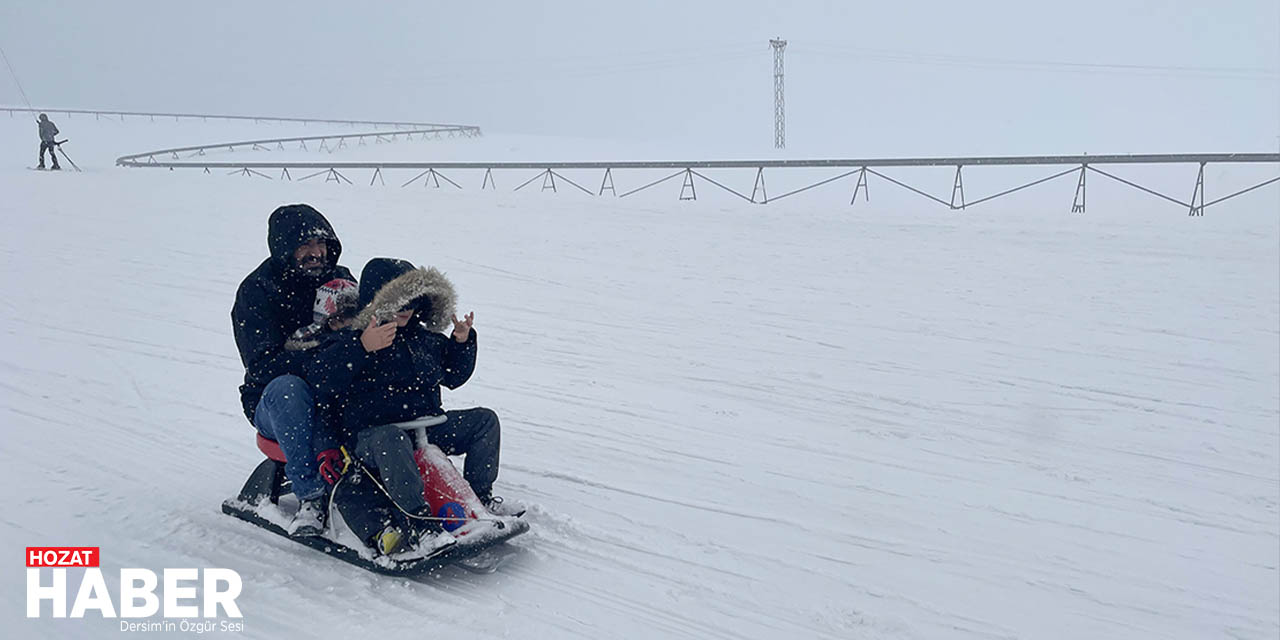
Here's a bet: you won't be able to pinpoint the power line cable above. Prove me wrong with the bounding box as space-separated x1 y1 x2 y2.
796 42 1279 79
803 41 1279 75
436 41 761 70
408 47 765 89
0 43 36 110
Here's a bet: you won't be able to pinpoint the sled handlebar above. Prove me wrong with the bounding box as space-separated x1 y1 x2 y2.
386 415 447 430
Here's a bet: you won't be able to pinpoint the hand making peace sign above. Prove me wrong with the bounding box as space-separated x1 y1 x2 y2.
452 312 475 343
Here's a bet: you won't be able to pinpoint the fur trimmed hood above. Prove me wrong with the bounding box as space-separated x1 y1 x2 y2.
353 258 456 332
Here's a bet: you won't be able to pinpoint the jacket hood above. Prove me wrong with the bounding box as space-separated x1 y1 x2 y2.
267 204 342 270
354 258 456 332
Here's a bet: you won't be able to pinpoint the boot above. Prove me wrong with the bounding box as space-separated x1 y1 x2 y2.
386 508 456 556
370 524 410 556
477 494 527 518
287 498 327 537
407 504 445 534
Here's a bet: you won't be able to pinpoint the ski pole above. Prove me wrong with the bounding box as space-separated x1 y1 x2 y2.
54 141 81 172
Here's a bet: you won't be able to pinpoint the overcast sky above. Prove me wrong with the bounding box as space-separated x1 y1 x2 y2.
1 0 1277 155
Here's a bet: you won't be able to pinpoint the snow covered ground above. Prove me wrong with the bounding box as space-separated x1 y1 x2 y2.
1 115 1277 639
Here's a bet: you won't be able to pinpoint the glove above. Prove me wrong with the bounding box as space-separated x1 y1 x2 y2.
317 449 344 485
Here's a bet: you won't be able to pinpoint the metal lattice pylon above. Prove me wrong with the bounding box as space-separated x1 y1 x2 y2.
770 38 787 149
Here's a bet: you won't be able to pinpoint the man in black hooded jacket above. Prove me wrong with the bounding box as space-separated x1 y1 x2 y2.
36 113 60 170
231 204 354 535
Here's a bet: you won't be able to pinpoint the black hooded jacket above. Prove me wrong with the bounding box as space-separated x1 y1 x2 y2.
305 258 477 448
38 116 58 143
232 204 353 422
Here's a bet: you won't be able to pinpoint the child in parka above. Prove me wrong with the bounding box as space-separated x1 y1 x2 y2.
307 258 522 553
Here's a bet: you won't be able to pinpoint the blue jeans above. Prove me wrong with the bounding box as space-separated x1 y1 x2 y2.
253 375 325 501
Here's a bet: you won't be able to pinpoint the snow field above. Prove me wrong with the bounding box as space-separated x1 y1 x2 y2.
1 116 1276 638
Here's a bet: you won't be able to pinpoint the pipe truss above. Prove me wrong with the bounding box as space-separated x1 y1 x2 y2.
117 153 1279 215
116 126 481 166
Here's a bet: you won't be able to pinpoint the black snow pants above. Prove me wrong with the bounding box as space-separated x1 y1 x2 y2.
334 407 502 544
38 141 59 168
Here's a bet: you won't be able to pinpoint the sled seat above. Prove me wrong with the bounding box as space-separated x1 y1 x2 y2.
235 434 289 506
256 433 287 462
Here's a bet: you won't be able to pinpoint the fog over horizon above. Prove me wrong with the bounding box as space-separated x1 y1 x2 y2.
2 0 1277 156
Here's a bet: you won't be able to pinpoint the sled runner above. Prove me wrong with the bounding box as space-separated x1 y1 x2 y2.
222 426 527 576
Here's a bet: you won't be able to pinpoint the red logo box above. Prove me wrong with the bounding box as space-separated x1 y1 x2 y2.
26 547 99 567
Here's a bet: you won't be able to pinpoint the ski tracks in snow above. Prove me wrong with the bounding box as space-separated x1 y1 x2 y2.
0 133 1277 639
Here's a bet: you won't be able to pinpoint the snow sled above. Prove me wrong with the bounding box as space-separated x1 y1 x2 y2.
222 417 528 575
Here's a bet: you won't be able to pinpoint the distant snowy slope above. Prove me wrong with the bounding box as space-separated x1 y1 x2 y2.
1 116 1277 639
